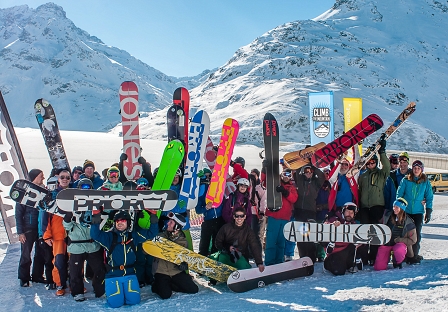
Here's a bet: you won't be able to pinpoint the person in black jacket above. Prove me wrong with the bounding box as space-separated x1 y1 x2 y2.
16 169 47 287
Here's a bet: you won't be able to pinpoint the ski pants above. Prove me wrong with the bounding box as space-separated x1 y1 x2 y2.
198 217 224 256
284 216 296 257
152 272 199 300
408 213 423 257
37 238 54 283
324 244 368 275
105 275 140 308
265 217 288 266
295 210 317 260
209 251 252 270
69 249 105 297
18 229 46 282
374 243 407 271
52 240 67 288
360 205 385 262
135 244 154 285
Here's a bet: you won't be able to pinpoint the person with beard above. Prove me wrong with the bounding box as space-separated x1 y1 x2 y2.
323 202 368 275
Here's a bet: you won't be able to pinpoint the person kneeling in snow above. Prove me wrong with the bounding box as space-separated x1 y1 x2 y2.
151 213 199 299
90 210 158 308
374 198 417 270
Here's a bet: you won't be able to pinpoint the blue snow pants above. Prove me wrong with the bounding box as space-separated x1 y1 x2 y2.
264 217 288 266
105 275 140 308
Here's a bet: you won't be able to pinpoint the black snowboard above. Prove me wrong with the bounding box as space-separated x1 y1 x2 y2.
9 179 49 209
34 98 70 171
263 113 281 211
167 104 185 143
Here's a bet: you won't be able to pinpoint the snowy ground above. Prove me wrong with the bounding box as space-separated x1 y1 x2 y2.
1 128 448 311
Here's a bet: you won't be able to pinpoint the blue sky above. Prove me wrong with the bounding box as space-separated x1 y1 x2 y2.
0 0 335 77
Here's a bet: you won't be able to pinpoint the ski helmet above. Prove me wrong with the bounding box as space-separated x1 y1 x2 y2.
175 168 183 178
389 153 399 164
250 168 260 178
234 157 245 168
78 178 93 190
136 177 149 187
153 167 159 179
342 202 358 215
168 212 186 231
237 178 250 187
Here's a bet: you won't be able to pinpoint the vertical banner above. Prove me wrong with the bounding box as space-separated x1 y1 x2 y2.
343 98 363 155
0 92 28 244
309 91 334 145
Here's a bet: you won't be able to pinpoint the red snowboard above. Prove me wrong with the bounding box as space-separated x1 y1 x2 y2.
311 114 383 168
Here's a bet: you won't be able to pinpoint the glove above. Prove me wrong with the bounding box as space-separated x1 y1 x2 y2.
177 261 188 271
120 153 128 161
138 156 147 165
378 137 387 153
150 213 159 224
229 249 241 263
91 212 102 224
178 200 186 208
250 199 256 206
63 211 73 223
425 208 432 224
230 160 235 167
276 185 285 193
197 170 205 178
326 242 335 254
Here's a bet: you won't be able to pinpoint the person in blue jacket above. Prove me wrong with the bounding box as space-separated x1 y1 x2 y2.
72 159 104 189
384 152 411 210
195 169 224 256
90 210 158 308
396 160 433 264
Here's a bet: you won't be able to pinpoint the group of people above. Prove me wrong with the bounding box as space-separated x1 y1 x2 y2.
15 139 434 307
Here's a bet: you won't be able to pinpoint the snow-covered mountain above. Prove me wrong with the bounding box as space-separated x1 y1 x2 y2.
0 3 202 131
1 1 448 152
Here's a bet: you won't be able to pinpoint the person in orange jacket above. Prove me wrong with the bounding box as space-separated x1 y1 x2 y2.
41 169 71 296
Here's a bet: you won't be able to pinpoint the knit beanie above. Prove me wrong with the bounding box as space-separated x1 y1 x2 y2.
83 159 95 171
28 169 43 182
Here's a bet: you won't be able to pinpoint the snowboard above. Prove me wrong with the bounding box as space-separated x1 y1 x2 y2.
203 136 236 199
55 188 178 212
311 114 384 168
345 102 417 179
152 140 185 190
123 180 138 190
227 257 314 293
9 179 107 227
283 142 326 170
263 113 281 211
283 222 392 245
119 81 142 180
172 87 190 153
179 110 210 210
167 105 186 144
142 235 235 282
206 118 239 208
34 98 70 171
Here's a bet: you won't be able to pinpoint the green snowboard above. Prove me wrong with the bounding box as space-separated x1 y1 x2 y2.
153 139 185 190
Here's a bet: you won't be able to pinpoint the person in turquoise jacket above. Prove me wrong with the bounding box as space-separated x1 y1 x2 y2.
396 160 433 264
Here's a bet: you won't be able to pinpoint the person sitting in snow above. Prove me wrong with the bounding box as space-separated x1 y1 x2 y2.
90 210 158 308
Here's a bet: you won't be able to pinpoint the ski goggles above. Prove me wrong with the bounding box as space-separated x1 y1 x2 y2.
115 219 127 223
108 172 119 178
80 183 92 190
167 212 186 227
279 159 285 165
281 171 292 178
137 179 149 186
412 160 424 170
399 156 409 162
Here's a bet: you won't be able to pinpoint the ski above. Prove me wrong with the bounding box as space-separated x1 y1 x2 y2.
345 102 416 179
311 114 383 168
173 87 190 153
119 81 142 180
283 142 326 170
34 98 70 171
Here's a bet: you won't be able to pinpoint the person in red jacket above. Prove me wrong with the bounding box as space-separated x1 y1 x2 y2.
264 169 298 265
230 156 249 185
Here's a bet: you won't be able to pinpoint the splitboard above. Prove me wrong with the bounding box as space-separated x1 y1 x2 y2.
142 236 235 283
283 222 391 245
227 257 314 293
55 189 178 212
283 142 326 170
263 113 281 211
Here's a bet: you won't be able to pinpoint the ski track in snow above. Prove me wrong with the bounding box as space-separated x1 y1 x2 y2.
1 131 448 311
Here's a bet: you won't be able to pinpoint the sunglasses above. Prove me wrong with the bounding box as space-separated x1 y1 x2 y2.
304 171 312 174
59 175 71 180
80 183 92 189
234 214 245 219
367 161 376 166
74 171 82 175
340 163 349 166
109 172 119 178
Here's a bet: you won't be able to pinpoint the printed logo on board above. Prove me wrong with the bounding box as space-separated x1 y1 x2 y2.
312 105 331 138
